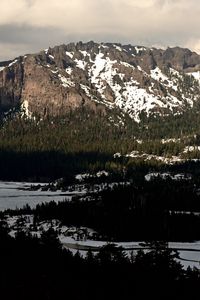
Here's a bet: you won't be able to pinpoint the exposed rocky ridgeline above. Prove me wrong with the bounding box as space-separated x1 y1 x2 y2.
1 41 200 122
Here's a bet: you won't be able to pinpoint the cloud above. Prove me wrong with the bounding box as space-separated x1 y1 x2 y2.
0 0 200 60
186 39 200 55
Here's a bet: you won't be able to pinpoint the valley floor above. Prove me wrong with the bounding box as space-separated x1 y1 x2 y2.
3 210 200 270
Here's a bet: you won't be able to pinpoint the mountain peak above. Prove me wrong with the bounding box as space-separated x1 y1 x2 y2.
0 42 200 122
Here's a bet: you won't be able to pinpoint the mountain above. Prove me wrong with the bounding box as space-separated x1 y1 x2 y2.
2 41 200 182
1 41 200 123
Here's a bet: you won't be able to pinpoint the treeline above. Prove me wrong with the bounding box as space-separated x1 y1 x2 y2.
138 99 200 139
1 105 200 180
3 105 200 155
11 180 200 241
0 150 115 181
0 222 199 299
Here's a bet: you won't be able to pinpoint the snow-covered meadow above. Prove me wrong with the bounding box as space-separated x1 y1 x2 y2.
0 181 85 211
3 213 200 270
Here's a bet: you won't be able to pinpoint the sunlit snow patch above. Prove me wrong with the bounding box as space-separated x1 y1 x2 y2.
75 59 87 70
150 67 178 91
21 100 32 118
75 171 109 182
151 67 169 82
65 67 73 75
80 84 91 97
8 59 18 67
183 146 200 153
113 45 123 52
66 51 74 59
134 46 146 54
188 71 200 84
58 74 75 87
145 172 191 181
79 50 88 57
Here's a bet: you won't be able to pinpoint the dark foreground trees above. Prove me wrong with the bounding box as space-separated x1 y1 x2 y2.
0 225 200 300
19 181 200 242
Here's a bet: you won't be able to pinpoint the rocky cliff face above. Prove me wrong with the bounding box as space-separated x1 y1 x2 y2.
1 41 200 122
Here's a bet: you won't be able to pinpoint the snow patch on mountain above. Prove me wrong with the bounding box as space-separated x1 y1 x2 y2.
21 100 32 118
51 70 58 74
80 84 92 97
65 67 72 75
116 85 157 122
66 51 74 59
134 46 146 53
151 67 168 82
75 59 87 70
79 50 89 57
88 52 120 104
8 59 18 67
58 74 75 87
150 67 178 91
188 71 200 83
90 52 107 81
120 61 135 69
100 44 109 49
113 45 123 52
3 42 200 124
67 50 195 122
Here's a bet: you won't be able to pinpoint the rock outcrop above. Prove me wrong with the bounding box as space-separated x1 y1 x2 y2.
1 42 200 122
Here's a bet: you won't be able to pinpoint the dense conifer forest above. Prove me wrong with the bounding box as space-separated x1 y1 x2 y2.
6 180 200 242
1 107 200 298
0 219 200 300
1 105 200 181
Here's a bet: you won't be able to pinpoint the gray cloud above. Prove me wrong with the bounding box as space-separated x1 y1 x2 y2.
0 0 200 60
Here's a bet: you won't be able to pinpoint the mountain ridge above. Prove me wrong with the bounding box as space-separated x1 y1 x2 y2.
1 41 200 123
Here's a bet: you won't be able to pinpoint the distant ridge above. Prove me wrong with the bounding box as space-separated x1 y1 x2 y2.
0 41 200 122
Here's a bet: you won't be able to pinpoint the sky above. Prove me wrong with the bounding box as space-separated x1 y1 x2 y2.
0 0 200 60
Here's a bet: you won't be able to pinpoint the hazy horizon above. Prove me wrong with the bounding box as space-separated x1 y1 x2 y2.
0 0 200 60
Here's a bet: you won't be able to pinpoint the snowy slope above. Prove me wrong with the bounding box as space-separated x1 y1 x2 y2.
42 43 200 122
1 42 200 122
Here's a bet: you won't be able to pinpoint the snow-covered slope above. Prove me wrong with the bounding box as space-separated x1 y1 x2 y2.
1 42 200 122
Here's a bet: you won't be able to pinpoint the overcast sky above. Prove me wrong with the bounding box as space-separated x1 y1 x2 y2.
0 0 200 60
